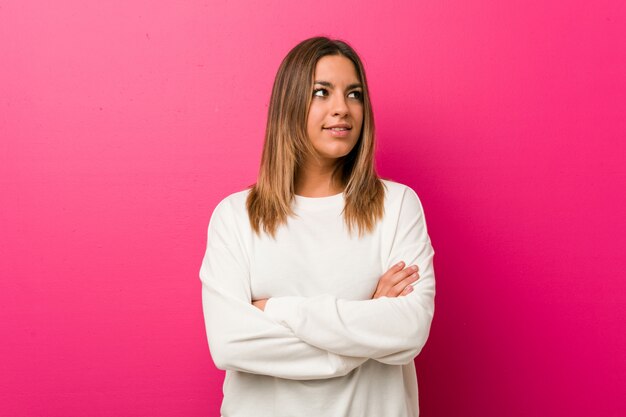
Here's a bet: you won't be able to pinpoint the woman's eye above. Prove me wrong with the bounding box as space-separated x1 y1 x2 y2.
349 91 363 100
313 88 362 100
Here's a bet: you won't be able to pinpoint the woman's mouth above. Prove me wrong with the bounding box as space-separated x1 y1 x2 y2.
323 127 351 137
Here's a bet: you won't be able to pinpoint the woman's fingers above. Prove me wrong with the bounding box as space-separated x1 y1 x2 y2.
371 263 420 299
393 271 419 295
389 265 419 288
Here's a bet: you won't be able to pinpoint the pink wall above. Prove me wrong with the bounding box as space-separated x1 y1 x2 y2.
1 0 624 416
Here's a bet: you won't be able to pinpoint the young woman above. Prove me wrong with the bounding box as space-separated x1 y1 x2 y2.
199 36 436 417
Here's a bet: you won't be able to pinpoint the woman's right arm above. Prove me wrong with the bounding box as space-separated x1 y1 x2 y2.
199 199 369 380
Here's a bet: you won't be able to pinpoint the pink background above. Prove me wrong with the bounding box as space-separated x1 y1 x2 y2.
1 0 624 416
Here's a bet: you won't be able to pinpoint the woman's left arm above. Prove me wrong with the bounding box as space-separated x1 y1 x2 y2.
264 187 436 366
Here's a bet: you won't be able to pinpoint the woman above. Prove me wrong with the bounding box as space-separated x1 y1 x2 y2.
199 36 436 417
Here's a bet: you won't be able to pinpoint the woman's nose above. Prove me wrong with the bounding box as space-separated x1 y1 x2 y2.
331 95 349 116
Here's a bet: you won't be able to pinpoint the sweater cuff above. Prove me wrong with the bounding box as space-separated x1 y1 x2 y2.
264 296 304 329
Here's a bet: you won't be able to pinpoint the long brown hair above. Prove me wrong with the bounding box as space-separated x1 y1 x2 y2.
246 36 386 239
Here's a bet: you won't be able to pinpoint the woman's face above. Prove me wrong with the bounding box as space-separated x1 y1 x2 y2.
305 55 364 165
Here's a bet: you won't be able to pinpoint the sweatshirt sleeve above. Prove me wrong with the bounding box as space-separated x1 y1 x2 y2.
199 197 370 380
263 186 436 366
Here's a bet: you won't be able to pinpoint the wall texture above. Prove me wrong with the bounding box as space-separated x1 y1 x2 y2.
1 0 624 416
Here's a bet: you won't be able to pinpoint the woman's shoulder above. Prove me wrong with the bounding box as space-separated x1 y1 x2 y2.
208 186 253 224
378 178 428 224
219 186 252 207
379 177 421 202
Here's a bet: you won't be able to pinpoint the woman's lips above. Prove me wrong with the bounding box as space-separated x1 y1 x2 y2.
323 127 351 137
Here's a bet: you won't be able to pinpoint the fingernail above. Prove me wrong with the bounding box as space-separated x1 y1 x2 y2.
397 261 404 267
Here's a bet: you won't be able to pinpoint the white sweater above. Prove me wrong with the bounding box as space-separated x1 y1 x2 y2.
199 178 436 417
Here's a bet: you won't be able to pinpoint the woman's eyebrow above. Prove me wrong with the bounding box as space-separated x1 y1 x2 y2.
314 80 363 90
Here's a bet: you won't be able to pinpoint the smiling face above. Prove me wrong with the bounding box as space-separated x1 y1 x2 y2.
305 54 364 166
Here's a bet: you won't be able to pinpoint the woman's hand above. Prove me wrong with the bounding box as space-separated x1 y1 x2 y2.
370 261 419 299
252 298 269 311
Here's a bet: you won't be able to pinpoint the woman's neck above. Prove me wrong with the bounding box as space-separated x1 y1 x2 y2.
294 163 344 197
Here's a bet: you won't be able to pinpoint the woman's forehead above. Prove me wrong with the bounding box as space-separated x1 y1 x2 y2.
313 55 361 85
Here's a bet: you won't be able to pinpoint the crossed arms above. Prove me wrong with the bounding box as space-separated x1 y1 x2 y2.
199 187 435 380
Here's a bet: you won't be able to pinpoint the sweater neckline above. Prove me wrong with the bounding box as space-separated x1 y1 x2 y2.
293 191 344 209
